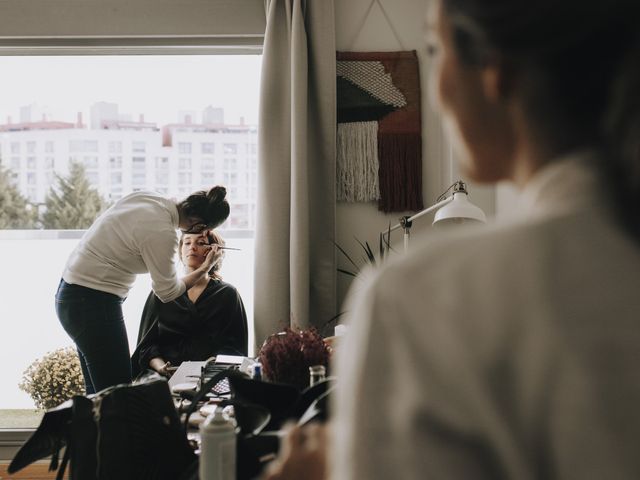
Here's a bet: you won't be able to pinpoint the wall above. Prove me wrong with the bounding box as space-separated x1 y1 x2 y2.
334 0 497 310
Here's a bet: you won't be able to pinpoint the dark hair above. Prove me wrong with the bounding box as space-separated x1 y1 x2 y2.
179 230 226 280
178 185 230 229
441 0 640 236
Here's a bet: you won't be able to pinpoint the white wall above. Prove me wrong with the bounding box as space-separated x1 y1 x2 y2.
334 0 497 309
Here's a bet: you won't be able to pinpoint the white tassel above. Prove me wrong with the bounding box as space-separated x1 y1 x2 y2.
337 121 380 202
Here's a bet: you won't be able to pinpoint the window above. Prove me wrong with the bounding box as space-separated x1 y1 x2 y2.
132 157 146 170
224 172 239 185
110 172 122 184
110 156 123 169
223 143 237 155
109 141 123 154
202 157 216 170
132 172 146 185
201 172 216 184
84 156 99 168
201 142 215 154
224 158 237 169
0 54 260 437
132 141 146 153
86 171 99 184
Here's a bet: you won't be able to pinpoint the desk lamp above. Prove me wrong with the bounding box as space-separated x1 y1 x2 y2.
383 180 486 252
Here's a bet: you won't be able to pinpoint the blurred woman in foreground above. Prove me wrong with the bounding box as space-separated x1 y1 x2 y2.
265 0 640 478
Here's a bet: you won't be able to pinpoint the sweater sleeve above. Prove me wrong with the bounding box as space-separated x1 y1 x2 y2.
139 229 186 303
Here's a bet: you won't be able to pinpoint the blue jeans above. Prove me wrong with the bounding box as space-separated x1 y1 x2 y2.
55 279 131 394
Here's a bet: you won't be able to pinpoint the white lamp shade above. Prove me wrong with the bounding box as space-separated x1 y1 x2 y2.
432 191 486 225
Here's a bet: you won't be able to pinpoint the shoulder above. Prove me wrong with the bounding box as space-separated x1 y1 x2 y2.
207 280 242 300
380 214 565 295
343 217 568 360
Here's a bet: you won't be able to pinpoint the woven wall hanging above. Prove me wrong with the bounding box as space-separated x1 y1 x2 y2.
336 50 423 213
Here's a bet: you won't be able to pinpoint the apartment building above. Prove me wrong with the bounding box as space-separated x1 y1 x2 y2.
0 107 258 230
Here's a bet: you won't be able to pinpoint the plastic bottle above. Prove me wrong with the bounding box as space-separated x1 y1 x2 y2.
252 362 262 381
308 365 326 387
199 406 237 480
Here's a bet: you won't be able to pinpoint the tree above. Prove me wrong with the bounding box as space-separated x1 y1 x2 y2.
0 165 38 229
42 162 108 229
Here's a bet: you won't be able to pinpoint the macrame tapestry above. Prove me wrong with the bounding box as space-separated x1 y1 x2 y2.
336 50 423 212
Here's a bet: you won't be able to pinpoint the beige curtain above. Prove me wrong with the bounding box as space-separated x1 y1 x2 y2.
254 0 336 348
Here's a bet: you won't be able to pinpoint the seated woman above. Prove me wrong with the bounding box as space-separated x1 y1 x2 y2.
132 230 248 377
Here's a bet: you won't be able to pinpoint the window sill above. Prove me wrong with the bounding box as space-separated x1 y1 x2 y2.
0 429 33 461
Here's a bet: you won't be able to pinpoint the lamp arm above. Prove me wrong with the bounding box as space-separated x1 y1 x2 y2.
406 196 454 224
382 196 455 240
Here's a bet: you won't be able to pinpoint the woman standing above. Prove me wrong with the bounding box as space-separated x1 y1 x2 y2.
55 186 230 393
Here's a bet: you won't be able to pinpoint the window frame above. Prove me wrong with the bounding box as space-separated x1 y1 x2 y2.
0 0 264 457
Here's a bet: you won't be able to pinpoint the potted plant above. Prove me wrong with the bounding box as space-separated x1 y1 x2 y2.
19 346 85 410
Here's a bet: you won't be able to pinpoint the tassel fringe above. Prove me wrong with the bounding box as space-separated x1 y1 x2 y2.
337 121 380 202
378 132 423 212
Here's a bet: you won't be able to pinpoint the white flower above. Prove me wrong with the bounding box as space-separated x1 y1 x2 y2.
19 347 86 410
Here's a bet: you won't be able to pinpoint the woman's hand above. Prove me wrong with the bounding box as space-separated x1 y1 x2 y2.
197 232 222 274
149 357 172 377
262 423 328 480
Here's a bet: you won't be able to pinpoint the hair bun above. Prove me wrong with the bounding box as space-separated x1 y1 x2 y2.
207 186 227 205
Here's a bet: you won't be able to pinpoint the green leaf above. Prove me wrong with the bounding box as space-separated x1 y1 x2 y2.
337 268 357 277
333 240 360 271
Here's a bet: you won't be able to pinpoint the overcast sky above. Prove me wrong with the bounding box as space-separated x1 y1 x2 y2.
0 55 262 127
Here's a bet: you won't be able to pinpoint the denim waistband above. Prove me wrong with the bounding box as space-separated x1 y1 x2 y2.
56 279 125 303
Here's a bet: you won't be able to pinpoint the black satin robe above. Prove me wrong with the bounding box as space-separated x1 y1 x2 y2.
131 279 248 377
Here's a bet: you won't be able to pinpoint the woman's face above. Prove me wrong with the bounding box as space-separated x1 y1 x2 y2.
180 233 211 270
427 0 516 183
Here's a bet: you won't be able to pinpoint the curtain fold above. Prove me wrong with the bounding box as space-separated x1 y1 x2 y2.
254 0 336 348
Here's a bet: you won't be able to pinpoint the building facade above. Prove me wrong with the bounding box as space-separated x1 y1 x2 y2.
0 112 258 230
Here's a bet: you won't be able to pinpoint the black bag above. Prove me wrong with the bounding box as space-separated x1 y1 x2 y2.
9 373 196 480
182 371 335 480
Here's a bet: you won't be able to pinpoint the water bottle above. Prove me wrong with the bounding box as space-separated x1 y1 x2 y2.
199 406 237 480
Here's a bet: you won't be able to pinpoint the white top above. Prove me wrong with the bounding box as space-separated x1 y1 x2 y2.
62 191 186 302
332 154 640 479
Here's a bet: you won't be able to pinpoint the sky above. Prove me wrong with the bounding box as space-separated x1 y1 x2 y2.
0 55 262 127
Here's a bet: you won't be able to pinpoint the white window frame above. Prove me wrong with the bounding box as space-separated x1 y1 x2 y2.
0 0 264 459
